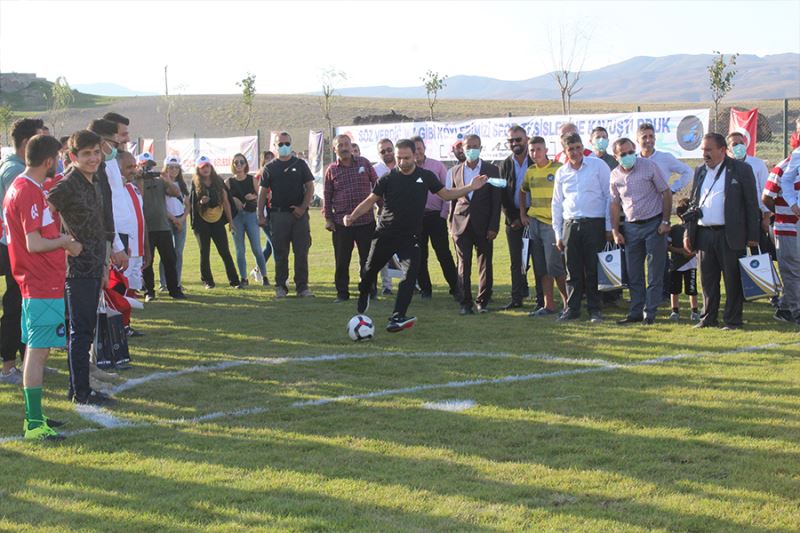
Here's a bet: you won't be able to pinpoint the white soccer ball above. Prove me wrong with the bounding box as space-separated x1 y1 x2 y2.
347 315 375 342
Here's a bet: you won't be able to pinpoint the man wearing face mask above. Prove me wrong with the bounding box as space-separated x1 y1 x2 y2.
499 125 537 310
726 132 772 254
87 119 128 273
411 136 458 300
447 134 502 314
685 133 759 330
590 127 618 170
257 132 315 298
610 138 672 325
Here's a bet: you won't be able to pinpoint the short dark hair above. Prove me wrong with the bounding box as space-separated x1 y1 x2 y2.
612 137 635 153
11 118 44 149
529 136 546 146
637 123 655 135
58 135 70 146
590 126 608 137
25 134 62 167
69 130 102 154
508 124 526 136
395 139 416 153
561 132 582 146
725 131 745 143
464 134 481 145
676 197 692 218
103 112 130 126
704 132 727 149
87 118 118 138
410 135 425 146
377 138 393 146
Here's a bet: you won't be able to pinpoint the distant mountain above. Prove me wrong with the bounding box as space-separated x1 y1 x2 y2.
72 83 158 97
332 54 800 102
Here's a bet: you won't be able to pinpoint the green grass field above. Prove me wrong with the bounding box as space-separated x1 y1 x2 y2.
1 211 799 532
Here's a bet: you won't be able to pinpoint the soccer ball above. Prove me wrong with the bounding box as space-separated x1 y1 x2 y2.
347 315 375 341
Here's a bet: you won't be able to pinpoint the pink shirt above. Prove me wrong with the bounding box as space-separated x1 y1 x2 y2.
421 157 449 217
610 157 669 222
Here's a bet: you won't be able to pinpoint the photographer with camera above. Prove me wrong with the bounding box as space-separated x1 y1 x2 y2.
684 133 759 330
136 153 186 301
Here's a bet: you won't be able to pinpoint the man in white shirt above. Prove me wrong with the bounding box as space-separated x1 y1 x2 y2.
726 131 772 252
373 138 397 295
552 132 612 323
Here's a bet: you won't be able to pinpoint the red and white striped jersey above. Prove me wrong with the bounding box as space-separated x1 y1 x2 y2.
763 154 799 236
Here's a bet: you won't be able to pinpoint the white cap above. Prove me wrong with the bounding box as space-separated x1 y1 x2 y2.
164 155 181 166
195 155 211 167
136 152 155 165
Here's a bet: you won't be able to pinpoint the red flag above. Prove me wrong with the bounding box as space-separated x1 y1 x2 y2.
729 108 758 156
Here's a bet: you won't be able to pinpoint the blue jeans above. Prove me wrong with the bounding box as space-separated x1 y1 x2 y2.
233 210 266 280
261 224 273 265
623 218 667 319
160 220 187 289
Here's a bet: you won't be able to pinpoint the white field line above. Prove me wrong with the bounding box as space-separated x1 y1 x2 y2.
0 342 792 444
110 351 616 395
423 400 477 412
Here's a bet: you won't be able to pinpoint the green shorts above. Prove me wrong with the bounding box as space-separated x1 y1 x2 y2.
22 298 67 349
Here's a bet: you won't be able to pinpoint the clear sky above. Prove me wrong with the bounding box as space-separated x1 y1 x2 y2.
1 0 798 95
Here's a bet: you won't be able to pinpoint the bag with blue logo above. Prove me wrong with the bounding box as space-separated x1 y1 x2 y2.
738 247 782 301
597 242 627 292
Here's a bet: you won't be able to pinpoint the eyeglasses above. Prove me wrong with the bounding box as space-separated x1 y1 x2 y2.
379 148 394 155
233 160 247 166
277 142 291 147
507 137 524 144
618 150 636 157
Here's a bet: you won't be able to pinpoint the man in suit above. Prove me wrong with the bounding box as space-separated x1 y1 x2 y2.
499 125 538 310
448 134 502 314
685 133 760 330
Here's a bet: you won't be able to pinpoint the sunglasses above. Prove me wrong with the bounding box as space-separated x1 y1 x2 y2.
618 150 636 157
233 160 247 166
278 142 291 148
507 137 524 144
379 148 394 155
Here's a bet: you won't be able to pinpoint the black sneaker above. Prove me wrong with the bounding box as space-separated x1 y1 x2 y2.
262 276 271 287
774 309 794 323
459 305 474 315
204 282 216 289
144 292 156 303
387 314 416 332
170 289 187 300
240 278 249 286
357 291 370 314
73 389 114 406
616 316 643 325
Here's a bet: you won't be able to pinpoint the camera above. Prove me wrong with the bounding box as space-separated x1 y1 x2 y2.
139 169 160 179
681 202 703 224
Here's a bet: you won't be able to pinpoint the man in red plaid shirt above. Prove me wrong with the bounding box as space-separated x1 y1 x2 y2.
324 135 379 302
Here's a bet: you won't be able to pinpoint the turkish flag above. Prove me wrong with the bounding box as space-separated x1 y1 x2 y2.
729 108 758 156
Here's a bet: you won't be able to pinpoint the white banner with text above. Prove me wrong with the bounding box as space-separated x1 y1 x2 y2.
165 136 258 174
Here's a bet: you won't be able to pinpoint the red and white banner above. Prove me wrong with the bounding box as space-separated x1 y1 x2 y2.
729 108 758 156
165 136 258 175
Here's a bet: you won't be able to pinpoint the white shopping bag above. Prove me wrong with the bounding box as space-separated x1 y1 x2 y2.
597 243 626 292
739 247 782 301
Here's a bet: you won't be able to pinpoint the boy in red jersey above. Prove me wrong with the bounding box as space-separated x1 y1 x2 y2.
2 135 82 440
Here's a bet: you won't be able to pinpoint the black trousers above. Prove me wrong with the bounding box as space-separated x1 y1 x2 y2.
508 224 540 306
194 219 239 286
143 230 180 295
359 233 420 317
417 211 458 294
0 244 25 363
65 277 101 401
332 222 374 298
563 218 606 315
696 226 746 326
454 225 493 307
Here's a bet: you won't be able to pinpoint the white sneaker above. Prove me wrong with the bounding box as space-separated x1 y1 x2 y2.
0 367 23 385
669 311 680 321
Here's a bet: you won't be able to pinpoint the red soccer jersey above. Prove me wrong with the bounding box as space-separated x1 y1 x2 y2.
2 175 66 298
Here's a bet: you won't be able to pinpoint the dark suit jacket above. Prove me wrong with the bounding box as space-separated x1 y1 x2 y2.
448 160 502 237
691 156 759 250
499 154 531 226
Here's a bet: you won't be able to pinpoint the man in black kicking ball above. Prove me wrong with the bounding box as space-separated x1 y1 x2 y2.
344 138 488 332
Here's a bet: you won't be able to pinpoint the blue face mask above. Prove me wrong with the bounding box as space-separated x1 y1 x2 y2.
277 145 292 158
104 147 117 162
465 148 481 162
593 137 609 152
620 154 637 170
732 144 747 160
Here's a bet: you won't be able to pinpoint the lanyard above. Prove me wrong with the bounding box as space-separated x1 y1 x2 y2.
698 163 725 206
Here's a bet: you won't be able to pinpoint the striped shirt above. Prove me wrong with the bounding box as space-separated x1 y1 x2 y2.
610 157 669 222
763 151 800 236
323 155 378 226
521 159 561 224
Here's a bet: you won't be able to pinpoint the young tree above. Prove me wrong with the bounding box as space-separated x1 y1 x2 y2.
236 73 257 135
708 51 739 132
548 25 590 115
320 68 346 161
49 76 74 135
421 70 447 121
0 105 13 146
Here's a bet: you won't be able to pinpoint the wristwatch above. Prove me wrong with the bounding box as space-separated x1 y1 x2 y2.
661 220 670 226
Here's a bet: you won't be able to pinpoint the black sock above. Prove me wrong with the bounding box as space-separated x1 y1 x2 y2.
672 307 679 313
691 307 698 313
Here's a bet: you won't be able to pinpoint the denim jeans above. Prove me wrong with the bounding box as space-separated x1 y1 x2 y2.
160 220 187 289
623 218 667 319
232 210 266 280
